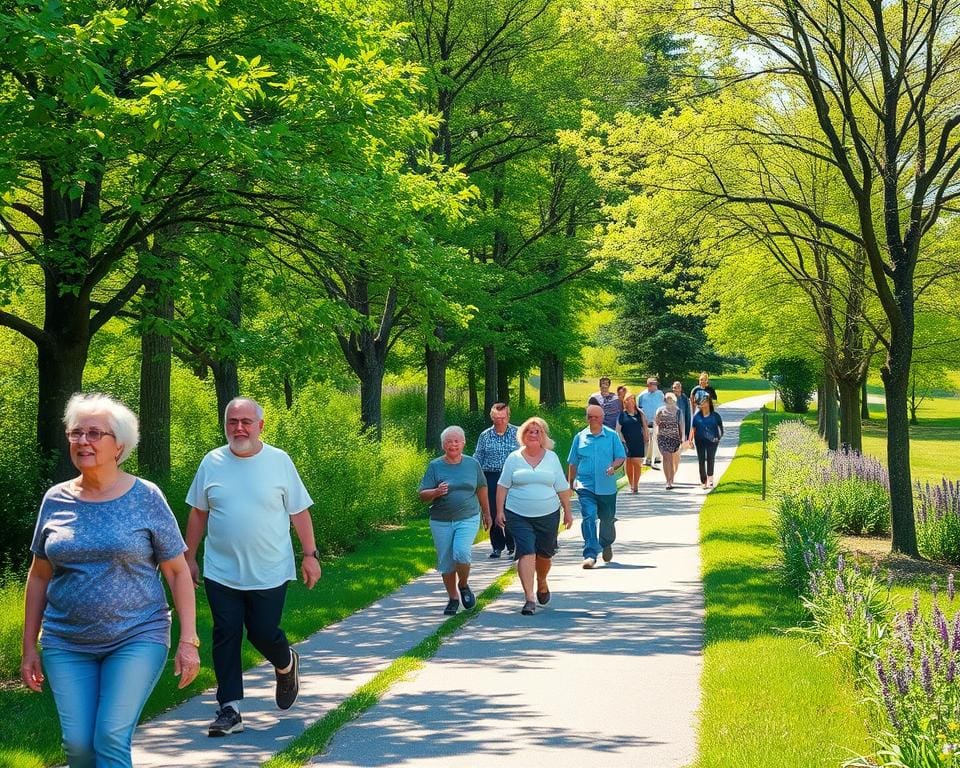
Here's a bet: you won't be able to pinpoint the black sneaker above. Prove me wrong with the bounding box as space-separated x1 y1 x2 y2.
443 598 460 615
275 649 300 710
489 549 502 559
208 706 243 737
602 545 613 562
459 584 476 610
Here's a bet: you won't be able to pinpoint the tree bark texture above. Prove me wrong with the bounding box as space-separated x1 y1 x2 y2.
484 345 498 412
138 283 173 483
425 339 448 451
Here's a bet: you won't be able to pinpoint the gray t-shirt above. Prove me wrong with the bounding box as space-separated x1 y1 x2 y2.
30 479 187 653
419 455 485 522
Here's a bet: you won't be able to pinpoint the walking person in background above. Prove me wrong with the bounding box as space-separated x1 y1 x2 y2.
22 393 200 767
638 377 665 469
588 377 623 429
690 397 725 490
655 393 684 490
186 397 320 737
567 404 626 568
419 426 491 615
616 385 628 412
690 372 718 411
495 417 572 615
673 381 692 441
617 393 648 493
472 403 517 559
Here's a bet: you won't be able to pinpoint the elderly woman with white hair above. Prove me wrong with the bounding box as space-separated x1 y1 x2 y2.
419 425 491 615
21 393 199 768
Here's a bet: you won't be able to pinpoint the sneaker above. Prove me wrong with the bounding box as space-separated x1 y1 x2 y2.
602 545 613 562
489 549 502 559
275 649 300 710
458 584 476 610
506 547 515 556
443 598 460 615
582 557 596 569
208 706 244 737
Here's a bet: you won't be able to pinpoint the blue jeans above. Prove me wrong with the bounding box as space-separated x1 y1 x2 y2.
43 641 168 768
577 489 617 559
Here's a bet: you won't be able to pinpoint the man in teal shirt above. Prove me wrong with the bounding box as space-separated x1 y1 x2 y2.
567 404 626 568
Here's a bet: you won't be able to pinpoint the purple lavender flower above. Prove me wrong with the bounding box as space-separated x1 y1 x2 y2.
837 554 845 574
932 581 940 599
887 570 894 590
952 612 960 653
949 573 955 602
815 542 826 563
949 658 956 684
921 651 933 696
835 573 846 595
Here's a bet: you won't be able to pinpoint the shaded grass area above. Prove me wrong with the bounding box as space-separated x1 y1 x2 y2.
694 410 871 768
262 570 514 767
0 520 439 768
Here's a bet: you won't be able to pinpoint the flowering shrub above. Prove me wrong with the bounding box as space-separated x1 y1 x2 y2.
774 494 840 593
915 480 960 565
823 448 891 536
799 555 894 683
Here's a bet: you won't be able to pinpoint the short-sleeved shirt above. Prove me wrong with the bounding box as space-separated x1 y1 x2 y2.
566 426 626 496
30 479 187 653
473 425 519 472
497 449 570 518
186 443 313 590
618 410 646 455
589 391 622 429
419 455 485 521
692 411 725 443
639 389 666 425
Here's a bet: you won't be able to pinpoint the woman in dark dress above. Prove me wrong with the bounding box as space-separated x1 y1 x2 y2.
617 393 648 493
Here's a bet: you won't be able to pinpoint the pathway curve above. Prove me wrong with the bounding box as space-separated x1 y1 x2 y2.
129 395 770 767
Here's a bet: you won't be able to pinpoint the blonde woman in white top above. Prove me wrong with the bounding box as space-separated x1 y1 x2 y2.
495 417 572 615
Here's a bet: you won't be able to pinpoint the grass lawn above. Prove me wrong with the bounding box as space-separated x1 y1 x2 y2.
0 521 439 768
694 409 872 767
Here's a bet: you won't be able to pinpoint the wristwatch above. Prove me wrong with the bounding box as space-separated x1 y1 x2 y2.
303 550 321 561
180 636 201 648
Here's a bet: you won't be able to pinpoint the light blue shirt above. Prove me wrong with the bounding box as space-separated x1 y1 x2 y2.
566 426 626 496
639 389 666 424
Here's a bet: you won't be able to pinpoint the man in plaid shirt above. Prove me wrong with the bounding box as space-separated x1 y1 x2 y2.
473 403 518 558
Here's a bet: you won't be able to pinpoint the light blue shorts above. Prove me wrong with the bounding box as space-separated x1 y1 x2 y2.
429 515 481 574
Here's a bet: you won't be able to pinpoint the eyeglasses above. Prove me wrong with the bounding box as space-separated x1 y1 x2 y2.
66 428 115 443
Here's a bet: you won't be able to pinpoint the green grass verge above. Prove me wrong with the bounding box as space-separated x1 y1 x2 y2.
0 520 440 768
693 409 872 768
262 570 515 767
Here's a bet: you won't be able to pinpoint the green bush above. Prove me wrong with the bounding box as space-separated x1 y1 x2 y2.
827 478 891 536
773 494 841 593
270 385 428 555
914 479 960 564
764 357 817 413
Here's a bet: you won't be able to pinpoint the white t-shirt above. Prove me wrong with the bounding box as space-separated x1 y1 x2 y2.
186 444 313 590
497 449 569 518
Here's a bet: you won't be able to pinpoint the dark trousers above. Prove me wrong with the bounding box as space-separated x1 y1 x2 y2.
695 438 719 483
204 578 290 705
484 470 515 553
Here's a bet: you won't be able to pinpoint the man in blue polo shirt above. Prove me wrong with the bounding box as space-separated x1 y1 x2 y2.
567 404 626 568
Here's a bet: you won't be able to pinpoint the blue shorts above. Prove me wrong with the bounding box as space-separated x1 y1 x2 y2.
429 515 481 574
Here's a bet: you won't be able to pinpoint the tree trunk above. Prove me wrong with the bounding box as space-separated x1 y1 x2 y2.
539 353 565 408
468 365 479 412
519 372 525 408
284 375 294 410
817 382 825 436
837 377 862 451
138 281 173 482
497 362 510 405
211 359 240 429
425 338 448 451
358 360 385 439
861 377 870 420
37 332 89 483
821 371 839 450
484 344 498 411
881 325 918 556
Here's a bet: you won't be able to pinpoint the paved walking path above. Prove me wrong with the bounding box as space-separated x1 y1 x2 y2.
130 395 770 768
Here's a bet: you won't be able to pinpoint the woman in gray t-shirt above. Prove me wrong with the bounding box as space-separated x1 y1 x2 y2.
21 393 200 768
419 426 492 616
